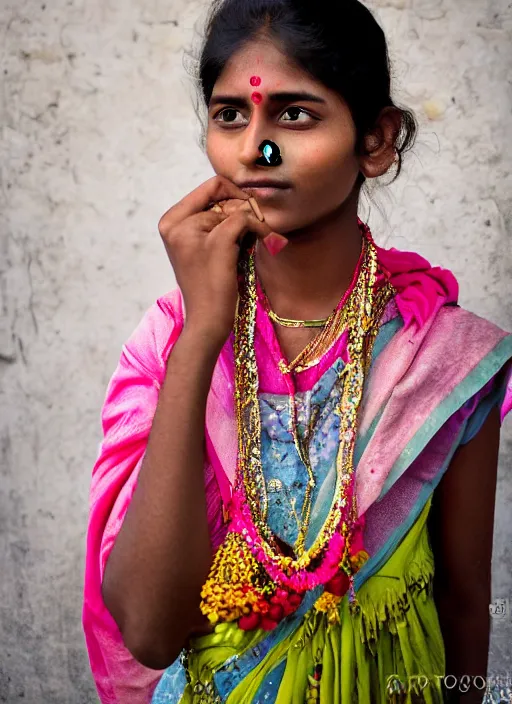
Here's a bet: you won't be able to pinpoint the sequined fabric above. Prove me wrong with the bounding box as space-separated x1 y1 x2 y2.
259 358 345 549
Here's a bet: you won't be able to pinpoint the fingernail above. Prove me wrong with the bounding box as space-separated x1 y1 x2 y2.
263 233 288 256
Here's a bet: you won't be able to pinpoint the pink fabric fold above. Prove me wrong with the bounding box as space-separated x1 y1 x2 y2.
374 243 459 331
501 372 512 423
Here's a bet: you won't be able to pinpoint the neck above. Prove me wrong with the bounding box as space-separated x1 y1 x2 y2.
254 189 364 321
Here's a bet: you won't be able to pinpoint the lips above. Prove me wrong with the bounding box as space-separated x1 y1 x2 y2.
237 179 292 190
242 187 289 200
238 180 292 200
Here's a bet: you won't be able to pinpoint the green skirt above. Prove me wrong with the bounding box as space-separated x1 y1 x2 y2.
181 496 445 703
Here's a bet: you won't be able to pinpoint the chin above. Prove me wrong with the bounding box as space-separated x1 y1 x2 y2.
259 212 310 237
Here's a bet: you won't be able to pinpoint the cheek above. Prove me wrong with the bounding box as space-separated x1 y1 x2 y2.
206 131 232 173
295 131 358 189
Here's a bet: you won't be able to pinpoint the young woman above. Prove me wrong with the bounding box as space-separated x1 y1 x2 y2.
83 1 512 702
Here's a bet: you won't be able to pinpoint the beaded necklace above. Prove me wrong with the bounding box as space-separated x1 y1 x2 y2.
200 221 396 631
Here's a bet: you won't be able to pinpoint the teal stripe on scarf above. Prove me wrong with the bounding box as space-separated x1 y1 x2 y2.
306 315 403 546
378 334 512 500
460 382 503 445
213 586 324 698
353 315 404 466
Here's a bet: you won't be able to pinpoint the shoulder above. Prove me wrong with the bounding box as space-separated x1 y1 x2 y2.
138 286 185 335
431 304 511 349
402 302 512 393
376 240 509 345
121 287 185 377
375 297 511 364
416 304 512 427
154 287 185 321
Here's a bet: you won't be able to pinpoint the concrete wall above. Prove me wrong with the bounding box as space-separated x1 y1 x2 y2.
1 0 511 701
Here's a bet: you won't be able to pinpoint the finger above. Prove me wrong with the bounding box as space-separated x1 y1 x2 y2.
215 198 264 223
208 208 274 248
248 197 264 222
216 199 253 218
159 176 250 235
190 210 228 232
160 210 227 242
212 200 287 255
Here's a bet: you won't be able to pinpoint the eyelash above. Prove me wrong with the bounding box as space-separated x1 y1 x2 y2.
212 106 318 126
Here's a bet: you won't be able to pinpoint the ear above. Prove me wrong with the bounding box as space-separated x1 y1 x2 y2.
358 107 402 179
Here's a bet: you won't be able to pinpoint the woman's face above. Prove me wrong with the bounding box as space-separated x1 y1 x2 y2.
206 38 362 237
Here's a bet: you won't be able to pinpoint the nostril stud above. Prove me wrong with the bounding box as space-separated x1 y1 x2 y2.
256 140 282 167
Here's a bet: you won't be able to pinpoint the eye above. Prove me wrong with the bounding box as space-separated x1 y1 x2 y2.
213 108 247 125
280 107 314 123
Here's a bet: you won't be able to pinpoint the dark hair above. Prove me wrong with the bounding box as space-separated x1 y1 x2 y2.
195 0 417 183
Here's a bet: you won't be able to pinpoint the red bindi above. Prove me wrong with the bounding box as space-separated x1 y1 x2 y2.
250 75 262 87
251 91 263 104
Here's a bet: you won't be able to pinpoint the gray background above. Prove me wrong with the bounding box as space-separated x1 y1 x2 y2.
1 0 511 701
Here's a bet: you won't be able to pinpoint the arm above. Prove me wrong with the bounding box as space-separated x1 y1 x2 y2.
100 176 277 671
102 325 224 670
428 404 501 703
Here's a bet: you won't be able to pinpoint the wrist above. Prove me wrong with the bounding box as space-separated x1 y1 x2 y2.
182 319 231 352
177 323 229 364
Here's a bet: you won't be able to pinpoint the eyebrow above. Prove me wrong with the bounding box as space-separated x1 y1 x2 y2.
209 91 327 108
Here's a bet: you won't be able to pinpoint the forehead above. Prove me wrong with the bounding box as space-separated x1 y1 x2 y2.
213 38 325 94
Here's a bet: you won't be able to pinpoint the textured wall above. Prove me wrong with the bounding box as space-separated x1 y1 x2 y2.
0 0 511 701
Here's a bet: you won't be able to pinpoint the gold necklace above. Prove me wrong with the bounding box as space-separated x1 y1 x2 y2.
267 309 331 328
235 235 393 565
258 239 369 375
280 239 372 555
256 238 372 555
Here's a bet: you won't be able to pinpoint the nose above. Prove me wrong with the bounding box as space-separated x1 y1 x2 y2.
238 111 275 168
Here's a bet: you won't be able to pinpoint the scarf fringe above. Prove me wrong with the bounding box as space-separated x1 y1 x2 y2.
353 554 435 655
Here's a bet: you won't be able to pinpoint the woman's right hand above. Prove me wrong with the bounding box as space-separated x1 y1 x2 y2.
158 175 285 347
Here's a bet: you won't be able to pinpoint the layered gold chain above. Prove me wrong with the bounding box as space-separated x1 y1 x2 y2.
233 235 396 572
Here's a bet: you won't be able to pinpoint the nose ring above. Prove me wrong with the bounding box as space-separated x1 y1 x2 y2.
256 140 282 167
